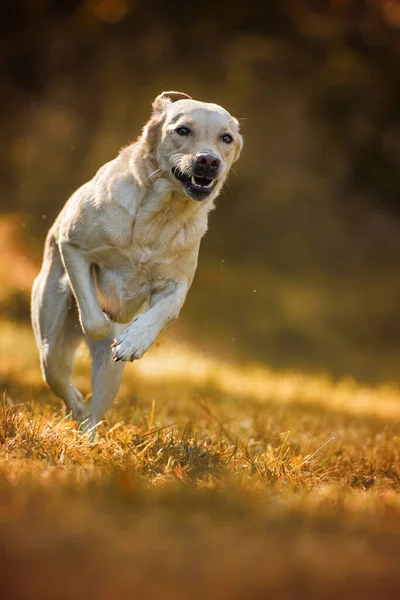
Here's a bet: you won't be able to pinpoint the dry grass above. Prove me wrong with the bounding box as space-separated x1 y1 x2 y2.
2 318 400 600
1 219 400 599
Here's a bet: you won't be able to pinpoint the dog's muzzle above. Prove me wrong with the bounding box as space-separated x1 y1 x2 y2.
172 152 221 201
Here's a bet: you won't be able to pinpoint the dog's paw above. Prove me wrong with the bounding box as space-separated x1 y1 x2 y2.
82 312 112 340
111 318 155 362
68 399 88 426
79 417 100 442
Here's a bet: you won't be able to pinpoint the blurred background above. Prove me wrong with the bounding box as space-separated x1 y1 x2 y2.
2 0 400 384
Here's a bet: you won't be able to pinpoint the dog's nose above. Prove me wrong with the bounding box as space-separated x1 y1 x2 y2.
194 152 221 174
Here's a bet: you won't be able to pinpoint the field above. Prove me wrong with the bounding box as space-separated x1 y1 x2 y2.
1 218 400 600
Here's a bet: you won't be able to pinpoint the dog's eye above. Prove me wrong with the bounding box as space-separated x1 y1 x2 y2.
176 127 191 136
222 133 234 144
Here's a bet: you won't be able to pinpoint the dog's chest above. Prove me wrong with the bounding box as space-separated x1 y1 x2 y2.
125 219 196 283
94 212 203 319
130 203 206 268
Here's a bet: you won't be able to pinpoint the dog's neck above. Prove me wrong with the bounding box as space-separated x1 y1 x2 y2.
139 182 213 240
127 141 216 228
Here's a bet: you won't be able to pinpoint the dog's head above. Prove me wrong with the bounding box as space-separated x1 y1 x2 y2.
142 91 243 202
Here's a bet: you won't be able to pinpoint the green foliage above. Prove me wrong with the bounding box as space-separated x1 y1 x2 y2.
3 2 400 380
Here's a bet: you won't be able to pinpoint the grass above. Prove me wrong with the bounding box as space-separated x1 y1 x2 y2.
1 217 400 599
2 320 400 600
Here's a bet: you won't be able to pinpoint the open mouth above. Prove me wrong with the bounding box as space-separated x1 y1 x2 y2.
172 167 216 200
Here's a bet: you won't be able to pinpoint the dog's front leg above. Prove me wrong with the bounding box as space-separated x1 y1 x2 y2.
111 282 187 362
59 241 112 340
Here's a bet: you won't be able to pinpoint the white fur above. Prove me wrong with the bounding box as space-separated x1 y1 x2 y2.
31 91 243 435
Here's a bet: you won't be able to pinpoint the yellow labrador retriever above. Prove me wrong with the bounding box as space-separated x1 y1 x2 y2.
31 91 243 434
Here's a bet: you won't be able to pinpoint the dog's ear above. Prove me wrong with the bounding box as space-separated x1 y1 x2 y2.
152 91 192 114
141 92 192 153
233 132 243 163
229 117 243 162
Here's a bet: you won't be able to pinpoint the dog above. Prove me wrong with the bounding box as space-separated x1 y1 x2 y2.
31 91 243 435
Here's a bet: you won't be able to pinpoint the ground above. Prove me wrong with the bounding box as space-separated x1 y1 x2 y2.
1 218 400 599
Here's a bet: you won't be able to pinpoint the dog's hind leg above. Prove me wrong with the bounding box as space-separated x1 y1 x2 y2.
84 324 126 436
31 238 86 423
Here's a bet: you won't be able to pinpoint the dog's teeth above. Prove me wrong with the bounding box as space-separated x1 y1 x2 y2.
191 175 212 188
